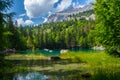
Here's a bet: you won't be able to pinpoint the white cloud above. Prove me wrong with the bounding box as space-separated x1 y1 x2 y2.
86 0 95 4
55 0 72 12
25 20 34 25
24 0 73 18
72 0 94 9
16 18 34 26
34 24 38 26
17 18 24 26
19 13 26 17
72 2 84 8
23 0 95 23
24 0 58 18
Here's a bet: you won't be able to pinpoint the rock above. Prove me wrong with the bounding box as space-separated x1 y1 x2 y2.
49 50 53 52
60 49 69 54
93 46 104 50
4 48 16 54
46 78 51 80
81 73 91 78
46 4 93 23
50 56 61 61
44 49 49 51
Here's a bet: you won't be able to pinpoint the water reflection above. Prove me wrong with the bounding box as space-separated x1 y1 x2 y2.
13 72 48 80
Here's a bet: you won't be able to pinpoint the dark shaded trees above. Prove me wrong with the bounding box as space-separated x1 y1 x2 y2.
0 0 13 50
7 16 26 50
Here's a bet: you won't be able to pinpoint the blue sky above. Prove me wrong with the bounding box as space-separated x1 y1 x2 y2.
9 0 94 26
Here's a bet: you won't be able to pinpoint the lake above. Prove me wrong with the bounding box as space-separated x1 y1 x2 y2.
17 49 101 56
13 72 48 80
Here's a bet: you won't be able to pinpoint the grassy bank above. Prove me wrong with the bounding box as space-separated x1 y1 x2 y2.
61 52 120 80
2 51 120 80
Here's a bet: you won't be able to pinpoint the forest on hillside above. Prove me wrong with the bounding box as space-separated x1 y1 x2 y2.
0 0 120 56
1 8 95 50
18 20 95 50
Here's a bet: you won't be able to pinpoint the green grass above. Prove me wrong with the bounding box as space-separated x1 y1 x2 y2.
89 68 120 80
5 53 48 60
61 51 120 67
61 51 120 80
1 51 120 80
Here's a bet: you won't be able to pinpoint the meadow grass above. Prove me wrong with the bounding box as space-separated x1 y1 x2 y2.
5 53 48 60
61 51 120 67
3 51 120 80
61 51 120 80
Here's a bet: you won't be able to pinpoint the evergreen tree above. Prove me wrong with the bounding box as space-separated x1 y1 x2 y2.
0 0 13 50
95 0 120 56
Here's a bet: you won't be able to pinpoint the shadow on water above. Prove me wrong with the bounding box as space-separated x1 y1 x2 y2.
7 58 81 67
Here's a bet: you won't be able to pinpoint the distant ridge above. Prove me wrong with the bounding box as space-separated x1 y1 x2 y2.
46 4 94 23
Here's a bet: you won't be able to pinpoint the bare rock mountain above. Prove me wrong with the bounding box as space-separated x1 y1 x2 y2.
46 4 94 23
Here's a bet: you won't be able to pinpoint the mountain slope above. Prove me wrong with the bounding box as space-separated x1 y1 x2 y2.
46 4 94 23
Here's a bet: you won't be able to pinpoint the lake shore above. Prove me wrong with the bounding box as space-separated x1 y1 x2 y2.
2 51 120 80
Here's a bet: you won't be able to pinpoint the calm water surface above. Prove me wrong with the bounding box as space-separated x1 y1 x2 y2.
17 49 102 56
13 72 48 80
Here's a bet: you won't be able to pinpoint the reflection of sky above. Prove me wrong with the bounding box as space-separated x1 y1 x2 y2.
13 72 48 80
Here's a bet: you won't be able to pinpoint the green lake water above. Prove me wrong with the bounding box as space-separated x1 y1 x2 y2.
18 49 102 56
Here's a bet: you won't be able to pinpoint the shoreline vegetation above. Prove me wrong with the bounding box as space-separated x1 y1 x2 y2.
1 51 120 80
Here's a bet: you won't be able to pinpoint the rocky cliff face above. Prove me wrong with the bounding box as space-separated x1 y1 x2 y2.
46 4 94 23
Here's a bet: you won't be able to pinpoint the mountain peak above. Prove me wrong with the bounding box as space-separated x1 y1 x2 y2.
46 4 93 23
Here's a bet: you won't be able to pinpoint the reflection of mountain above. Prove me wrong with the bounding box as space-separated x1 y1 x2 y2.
46 4 94 23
